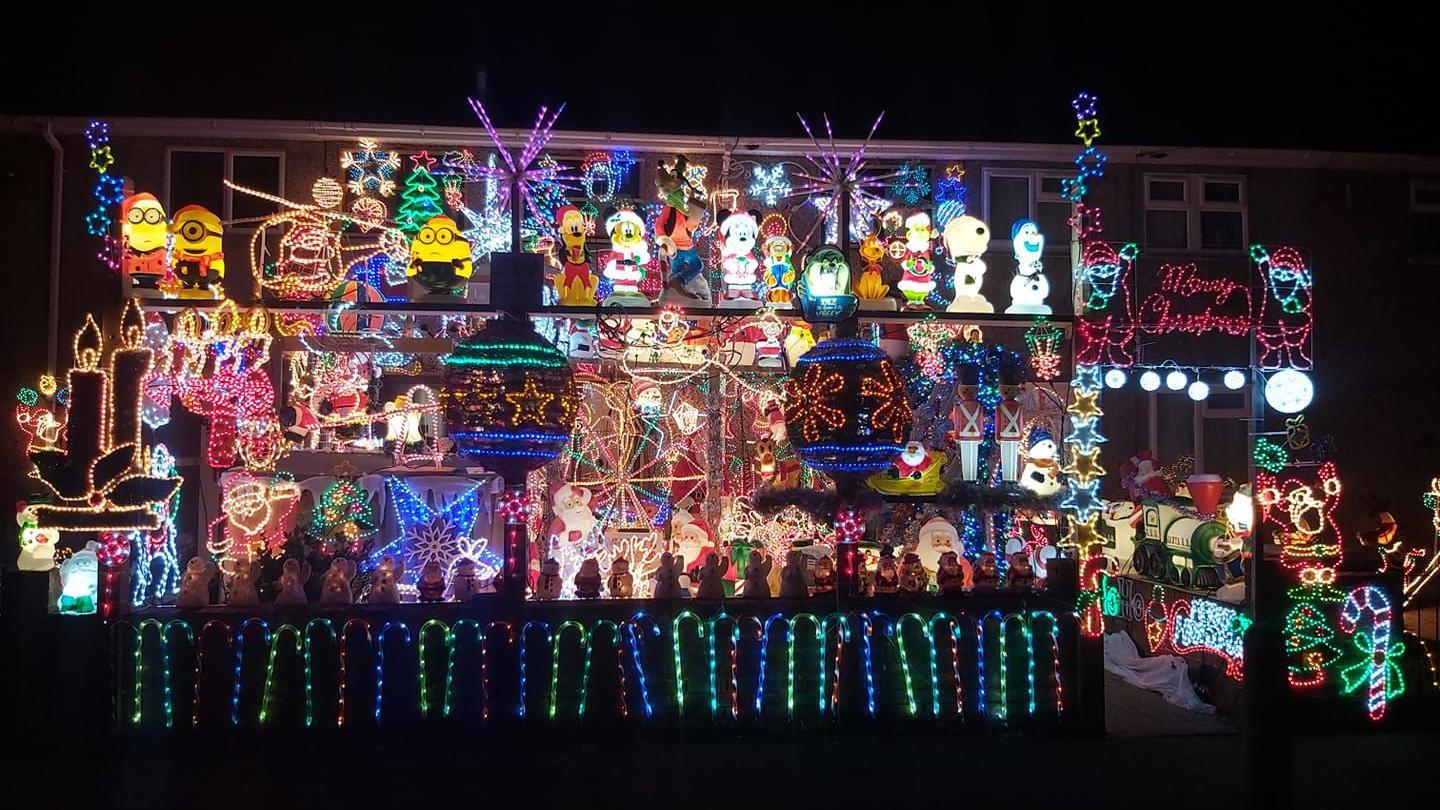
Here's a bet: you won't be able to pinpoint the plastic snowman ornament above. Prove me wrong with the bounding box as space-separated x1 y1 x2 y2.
1005 219 1051 315
1018 428 1063 497
944 215 994 313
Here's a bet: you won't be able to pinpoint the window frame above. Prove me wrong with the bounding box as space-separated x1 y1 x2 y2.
1411 179 1440 213
164 146 286 228
982 168 1073 253
1145 384 1252 475
1143 172 1248 253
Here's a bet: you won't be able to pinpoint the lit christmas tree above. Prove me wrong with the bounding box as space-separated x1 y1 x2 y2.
396 151 443 235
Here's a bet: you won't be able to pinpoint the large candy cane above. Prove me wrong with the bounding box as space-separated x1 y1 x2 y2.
1338 586 1404 721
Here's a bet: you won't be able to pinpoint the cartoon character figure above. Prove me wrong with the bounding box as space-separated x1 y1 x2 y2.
951 367 984 481
694 552 729 599
554 205 598 305
973 552 1000 589
855 233 895 309
779 551 810 597
873 546 900 594
176 557 217 608
674 518 715 578
121 193 170 289
406 215 473 294
812 555 836 594
1254 246 1314 370
1120 451 1173 501
450 559 483 601
1256 461 1343 586
652 552 685 599
1019 428 1063 497
996 380 1024 483
548 484 597 545
168 204 225 299
795 246 857 322
1005 219 1051 315
655 155 711 304
601 208 652 306
759 213 796 304
944 215 993 313
897 211 939 308
784 320 816 365
936 551 972 594
319 558 356 605
741 550 773 598
56 541 100 615
274 558 312 606
417 561 446 602
574 558 603 599
755 316 785 368
1008 552 1036 590
899 552 930 592
367 556 405 604
606 557 634 598
534 558 563 600
716 209 762 307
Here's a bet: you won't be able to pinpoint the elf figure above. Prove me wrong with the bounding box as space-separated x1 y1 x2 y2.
896 211 939 307
997 380 1024 483
952 366 984 482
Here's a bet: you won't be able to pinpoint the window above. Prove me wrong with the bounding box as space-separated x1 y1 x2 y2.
1144 174 1247 251
1146 384 1251 481
983 169 1072 252
1411 180 1440 257
165 148 285 226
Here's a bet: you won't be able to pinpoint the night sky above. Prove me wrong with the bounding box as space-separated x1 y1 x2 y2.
5 6 1437 154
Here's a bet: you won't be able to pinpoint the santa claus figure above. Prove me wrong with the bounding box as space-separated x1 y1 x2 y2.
547 484 598 545
1120 450 1173 501
892 441 936 478
952 366 984 482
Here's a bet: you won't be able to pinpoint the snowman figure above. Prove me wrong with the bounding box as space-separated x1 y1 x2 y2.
1005 219 1051 315
943 215 994 313
1018 427 1063 497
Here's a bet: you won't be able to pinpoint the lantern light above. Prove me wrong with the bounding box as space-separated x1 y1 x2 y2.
1187 380 1210 402
1165 370 1187 391
1139 370 1161 392
1223 369 1246 390
1264 369 1314 414
1103 368 1127 389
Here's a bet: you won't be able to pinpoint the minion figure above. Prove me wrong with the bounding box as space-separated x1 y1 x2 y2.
168 204 225 299
121 193 170 289
407 215 473 294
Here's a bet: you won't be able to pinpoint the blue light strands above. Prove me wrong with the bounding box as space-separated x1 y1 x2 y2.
518 620 551 720
374 621 412 724
131 444 181 606
890 163 932 206
784 338 912 474
934 164 968 231
231 619 270 726
84 121 123 270
626 612 662 719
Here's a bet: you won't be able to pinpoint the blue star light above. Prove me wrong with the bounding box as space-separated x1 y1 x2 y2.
1061 478 1104 522
1072 364 1104 394
1066 415 1107 453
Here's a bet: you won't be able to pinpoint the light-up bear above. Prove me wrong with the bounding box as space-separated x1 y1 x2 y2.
717 209 762 308
896 211 938 308
944 215 993 313
1005 218 1051 315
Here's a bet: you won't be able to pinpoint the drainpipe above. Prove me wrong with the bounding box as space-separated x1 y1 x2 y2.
42 121 63 376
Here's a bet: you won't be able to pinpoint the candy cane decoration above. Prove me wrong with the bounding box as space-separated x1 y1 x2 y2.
303 619 335 727
193 620 233 728
895 613 936 717
625 613 660 718
673 612 705 716
338 619 372 726
1338 586 1406 721
792 614 823 718
821 613 850 717
417 619 452 720
374 621 411 723
518 621 551 720
232 618 270 726
481 621 513 720
260 624 302 725
549 620 588 721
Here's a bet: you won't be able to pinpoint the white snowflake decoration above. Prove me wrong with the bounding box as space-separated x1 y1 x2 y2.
401 516 465 579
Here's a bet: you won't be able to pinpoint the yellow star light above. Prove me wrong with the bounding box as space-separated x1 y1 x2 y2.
1062 516 1105 550
504 377 554 426
1064 449 1106 482
1075 118 1102 146
1066 389 1102 421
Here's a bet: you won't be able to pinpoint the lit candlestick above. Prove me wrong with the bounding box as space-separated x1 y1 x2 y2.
66 315 109 469
109 301 153 455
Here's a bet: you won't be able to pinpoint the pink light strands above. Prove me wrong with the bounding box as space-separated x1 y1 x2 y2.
463 100 577 232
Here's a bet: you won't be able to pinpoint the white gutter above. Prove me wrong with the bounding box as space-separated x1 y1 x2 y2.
42 121 62 375
24 115 1440 173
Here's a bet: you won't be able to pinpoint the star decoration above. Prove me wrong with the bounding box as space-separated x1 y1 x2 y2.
1066 416 1107 454
1063 515 1104 551
1075 118 1102 146
1068 203 1103 239
89 145 114 172
1061 176 1089 203
1075 147 1108 180
1064 448 1106 482
1072 365 1104 394
504 377 554 426
410 151 437 172
1061 479 1104 523
1067 389 1103 421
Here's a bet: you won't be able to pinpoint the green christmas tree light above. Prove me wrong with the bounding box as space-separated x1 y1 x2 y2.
396 151 444 235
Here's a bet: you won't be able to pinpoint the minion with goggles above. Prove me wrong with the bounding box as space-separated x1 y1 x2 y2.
169 204 225 299
407 215 473 294
121 192 170 289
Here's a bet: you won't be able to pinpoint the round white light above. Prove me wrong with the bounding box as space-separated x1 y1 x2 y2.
1139 370 1161 391
1223 369 1246 390
1187 380 1210 401
1104 368 1127 389
1264 369 1314 414
1165 370 1187 391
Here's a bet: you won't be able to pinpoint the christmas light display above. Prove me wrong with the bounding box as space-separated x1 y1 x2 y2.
786 112 904 245
396 152 444 235
784 338 911 474
456 101 579 233
342 138 401 198
1337 585 1405 720
748 163 792 206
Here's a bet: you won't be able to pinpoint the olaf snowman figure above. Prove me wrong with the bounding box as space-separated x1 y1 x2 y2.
1018 427 1063 497
951 365 984 482
1005 219 1051 315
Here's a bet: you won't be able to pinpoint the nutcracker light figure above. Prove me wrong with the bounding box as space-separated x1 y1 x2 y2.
952 364 984 482
996 365 1025 482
